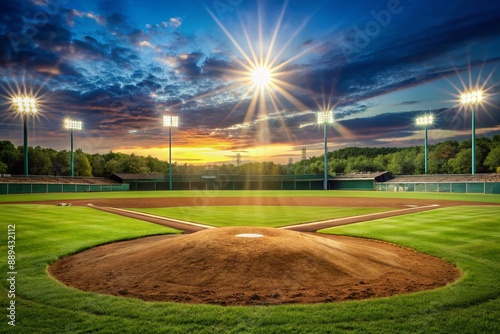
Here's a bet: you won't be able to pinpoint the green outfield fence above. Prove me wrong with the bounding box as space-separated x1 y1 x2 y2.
4 173 498 194
0 183 129 195
125 174 375 191
126 175 323 191
375 182 500 194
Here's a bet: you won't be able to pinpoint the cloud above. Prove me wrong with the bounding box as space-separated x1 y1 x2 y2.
301 3 500 106
0 0 498 159
139 40 154 49
169 17 183 29
201 57 235 78
145 18 183 32
393 101 419 106
159 52 204 77
66 9 106 26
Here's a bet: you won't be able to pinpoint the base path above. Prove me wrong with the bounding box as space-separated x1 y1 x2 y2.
90 205 211 233
12 195 485 233
282 204 440 232
78 196 483 232
91 203 443 233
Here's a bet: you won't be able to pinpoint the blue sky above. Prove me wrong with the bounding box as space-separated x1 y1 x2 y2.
0 0 499 164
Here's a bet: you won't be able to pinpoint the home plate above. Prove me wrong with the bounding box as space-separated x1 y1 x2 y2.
236 233 264 238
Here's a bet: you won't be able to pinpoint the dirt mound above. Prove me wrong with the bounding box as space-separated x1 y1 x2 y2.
49 227 460 305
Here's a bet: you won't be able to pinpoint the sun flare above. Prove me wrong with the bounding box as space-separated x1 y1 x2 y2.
205 2 314 144
251 66 272 87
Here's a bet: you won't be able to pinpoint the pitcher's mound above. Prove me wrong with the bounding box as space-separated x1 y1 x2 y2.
49 227 460 305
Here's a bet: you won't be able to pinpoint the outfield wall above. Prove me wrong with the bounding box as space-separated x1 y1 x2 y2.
126 178 375 191
375 182 500 194
0 183 130 195
127 179 325 191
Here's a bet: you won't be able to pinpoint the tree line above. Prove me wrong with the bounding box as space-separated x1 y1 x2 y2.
0 136 499 177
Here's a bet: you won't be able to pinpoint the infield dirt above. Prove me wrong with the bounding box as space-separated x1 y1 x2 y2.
49 226 460 306
45 195 484 306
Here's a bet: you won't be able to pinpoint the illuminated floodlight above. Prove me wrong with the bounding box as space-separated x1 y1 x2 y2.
163 115 179 127
12 96 38 176
460 89 485 175
317 110 334 125
13 96 37 114
163 115 180 191
461 90 483 105
316 110 334 190
64 119 83 130
64 118 83 177
415 114 434 174
416 115 433 126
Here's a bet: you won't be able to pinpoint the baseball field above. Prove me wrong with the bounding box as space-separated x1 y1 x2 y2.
1 190 499 333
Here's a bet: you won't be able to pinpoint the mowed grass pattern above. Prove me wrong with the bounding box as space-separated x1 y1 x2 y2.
1 189 500 203
320 206 500 333
132 206 391 227
0 202 499 333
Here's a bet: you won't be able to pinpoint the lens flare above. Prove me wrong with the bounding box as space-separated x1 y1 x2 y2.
251 66 272 87
205 2 315 145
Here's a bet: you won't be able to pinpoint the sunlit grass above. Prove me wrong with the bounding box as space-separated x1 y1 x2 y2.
132 206 391 227
1 190 499 203
0 204 498 333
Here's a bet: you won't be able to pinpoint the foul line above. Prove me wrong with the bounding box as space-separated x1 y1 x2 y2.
280 204 440 231
93 206 214 230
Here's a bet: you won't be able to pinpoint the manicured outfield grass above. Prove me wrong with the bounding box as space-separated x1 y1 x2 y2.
1 189 499 203
1 203 498 333
132 206 391 227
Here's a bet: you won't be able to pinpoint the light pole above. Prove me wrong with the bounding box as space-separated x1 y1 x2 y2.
416 115 433 174
461 90 483 174
12 97 37 176
163 115 179 191
64 119 82 177
317 110 334 190
301 147 306 174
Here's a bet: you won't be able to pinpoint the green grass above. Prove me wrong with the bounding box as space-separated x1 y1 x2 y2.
1 203 499 333
1 189 499 203
132 206 391 227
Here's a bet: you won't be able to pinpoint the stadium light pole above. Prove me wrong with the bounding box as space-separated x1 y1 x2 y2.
317 110 334 190
416 115 433 174
12 97 38 176
461 90 483 175
163 115 179 191
64 119 83 177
